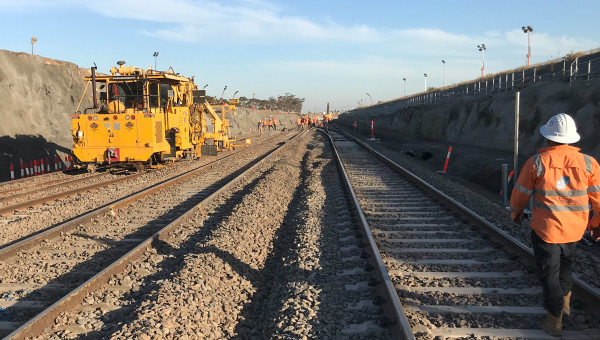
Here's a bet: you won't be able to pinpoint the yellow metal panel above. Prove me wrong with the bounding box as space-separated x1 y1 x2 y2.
113 116 137 147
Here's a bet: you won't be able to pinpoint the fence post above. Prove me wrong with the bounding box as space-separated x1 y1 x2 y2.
512 72 515 89
534 67 536 83
486 79 488 93
514 92 520 181
502 163 508 206
570 63 573 86
499 75 502 91
522 69 525 84
587 60 591 87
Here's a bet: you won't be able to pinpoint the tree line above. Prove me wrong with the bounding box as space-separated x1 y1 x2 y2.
231 93 304 112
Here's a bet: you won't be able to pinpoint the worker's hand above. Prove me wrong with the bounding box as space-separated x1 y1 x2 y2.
512 211 525 226
591 227 600 242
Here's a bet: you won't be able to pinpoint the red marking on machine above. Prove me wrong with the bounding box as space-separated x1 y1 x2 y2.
10 163 14 181
106 148 120 163
20 159 24 178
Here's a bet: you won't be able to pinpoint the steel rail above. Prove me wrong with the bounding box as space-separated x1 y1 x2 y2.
320 127 414 340
5 131 303 339
0 132 295 261
0 173 141 215
0 172 94 197
331 124 600 314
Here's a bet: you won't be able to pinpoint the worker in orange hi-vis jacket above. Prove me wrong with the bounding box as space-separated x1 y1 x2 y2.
268 119 273 130
296 117 302 131
510 113 600 337
273 117 278 130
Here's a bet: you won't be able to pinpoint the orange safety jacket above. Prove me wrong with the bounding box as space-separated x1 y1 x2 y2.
296 118 301 125
268 119 273 126
273 117 277 125
510 144 600 243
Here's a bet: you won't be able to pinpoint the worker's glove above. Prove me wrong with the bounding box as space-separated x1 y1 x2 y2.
512 210 525 226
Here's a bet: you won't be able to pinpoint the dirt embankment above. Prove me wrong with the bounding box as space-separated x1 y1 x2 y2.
0 50 91 179
0 50 300 181
339 78 600 196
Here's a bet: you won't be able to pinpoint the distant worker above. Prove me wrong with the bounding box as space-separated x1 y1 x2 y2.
353 121 358 131
273 117 278 131
296 117 302 131
258 120 263 135
268 119 273 131
510 113 600 336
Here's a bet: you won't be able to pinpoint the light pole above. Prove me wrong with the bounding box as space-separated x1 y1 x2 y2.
31 37 37 55
233 90 239 99
153 52 159 70
424 73 427 91
365 92 373 105
477 44 486 77
220 86 227 103
522 26 533 66
403 78 406 96
442 60 446 87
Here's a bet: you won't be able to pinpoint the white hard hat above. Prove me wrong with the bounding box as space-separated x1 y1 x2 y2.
539 113 580 144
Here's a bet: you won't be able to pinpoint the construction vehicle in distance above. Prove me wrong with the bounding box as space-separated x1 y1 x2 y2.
72 61 239 170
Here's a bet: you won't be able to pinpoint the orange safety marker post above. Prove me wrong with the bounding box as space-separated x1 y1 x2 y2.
40 158 45 175
34 160 38 176
68 155 73 170
20 159 25 178
438 146 453 174
29 161 33 177
10 163 15 181
499 170 514 195
46 157 50 173
371 120 374 137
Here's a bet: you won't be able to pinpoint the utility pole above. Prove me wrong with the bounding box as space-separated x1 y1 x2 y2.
424 73 427 91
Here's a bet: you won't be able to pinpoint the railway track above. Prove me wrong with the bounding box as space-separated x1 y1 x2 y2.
326 128 600 339
2 130 399 339
0 132 298 339
0 134 290 250
0 172 141 216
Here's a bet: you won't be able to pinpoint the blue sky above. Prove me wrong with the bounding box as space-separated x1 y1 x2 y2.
1 0 599 112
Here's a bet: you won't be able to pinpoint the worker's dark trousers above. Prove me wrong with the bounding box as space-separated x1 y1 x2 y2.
531 231 576 317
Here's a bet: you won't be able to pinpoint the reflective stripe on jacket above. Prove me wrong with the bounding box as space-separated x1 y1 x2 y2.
510 144 600 243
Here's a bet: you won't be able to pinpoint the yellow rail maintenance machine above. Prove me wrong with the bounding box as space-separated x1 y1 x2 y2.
72 61 236 170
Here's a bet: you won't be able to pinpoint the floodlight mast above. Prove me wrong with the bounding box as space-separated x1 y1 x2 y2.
522 26 533 66
442 60 446 86
153 52 159 70
477 44 486 77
